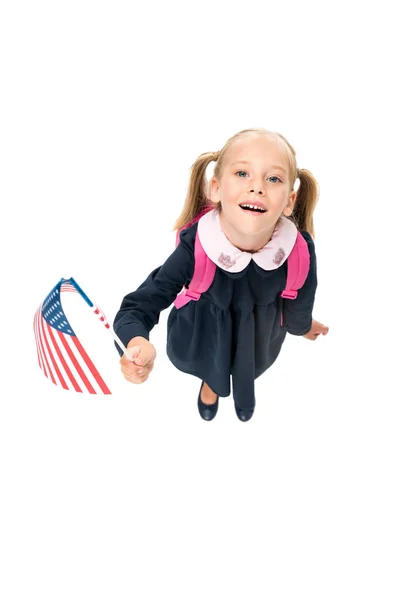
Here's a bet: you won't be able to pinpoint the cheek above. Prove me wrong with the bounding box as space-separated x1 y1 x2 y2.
222 180 241 198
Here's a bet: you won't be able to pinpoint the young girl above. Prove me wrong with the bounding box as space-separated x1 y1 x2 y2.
113 128 329 422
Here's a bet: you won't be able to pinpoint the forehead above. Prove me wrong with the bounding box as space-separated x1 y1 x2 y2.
225 135 287 168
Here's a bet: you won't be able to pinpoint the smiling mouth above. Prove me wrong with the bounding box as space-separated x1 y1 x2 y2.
239 205 267 214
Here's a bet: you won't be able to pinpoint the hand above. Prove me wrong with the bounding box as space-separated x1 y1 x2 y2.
120 337 157 384
303 319 329 341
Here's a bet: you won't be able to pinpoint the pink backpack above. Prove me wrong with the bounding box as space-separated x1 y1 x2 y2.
173 205 310 321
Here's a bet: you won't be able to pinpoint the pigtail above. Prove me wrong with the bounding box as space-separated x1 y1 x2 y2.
289 168 319 240
172 152 216 232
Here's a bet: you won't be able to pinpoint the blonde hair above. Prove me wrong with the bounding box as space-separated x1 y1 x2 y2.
172 127 320 239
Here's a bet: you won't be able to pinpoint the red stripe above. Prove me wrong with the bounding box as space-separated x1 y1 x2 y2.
40 316 68 390
71 336 111 394
33 309 43 371
46 323 82 392
57 332 96 394
34 308 47 377
37 309 57 385
61 284 78 293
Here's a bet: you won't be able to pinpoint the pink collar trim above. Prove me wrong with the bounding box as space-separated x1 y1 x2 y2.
197 209 298 272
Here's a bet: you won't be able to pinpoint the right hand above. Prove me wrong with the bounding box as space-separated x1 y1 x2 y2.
120 337 157 384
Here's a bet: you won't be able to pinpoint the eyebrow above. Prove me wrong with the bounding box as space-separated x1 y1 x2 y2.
230 160 287 173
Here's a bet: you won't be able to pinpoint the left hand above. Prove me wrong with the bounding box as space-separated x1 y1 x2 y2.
303 319 329 341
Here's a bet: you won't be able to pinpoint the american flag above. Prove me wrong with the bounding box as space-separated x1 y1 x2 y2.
33 277 114 394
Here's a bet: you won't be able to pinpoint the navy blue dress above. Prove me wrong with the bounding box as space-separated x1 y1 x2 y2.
113 221 317 410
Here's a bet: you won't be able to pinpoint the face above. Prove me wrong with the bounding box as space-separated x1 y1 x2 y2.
209 135 297 252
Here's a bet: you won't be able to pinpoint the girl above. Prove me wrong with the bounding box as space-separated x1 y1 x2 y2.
113 128 329 422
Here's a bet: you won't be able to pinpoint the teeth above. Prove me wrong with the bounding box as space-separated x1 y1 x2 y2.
240 204 266 212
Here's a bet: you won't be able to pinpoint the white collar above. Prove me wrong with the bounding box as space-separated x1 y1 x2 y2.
197 208 298 272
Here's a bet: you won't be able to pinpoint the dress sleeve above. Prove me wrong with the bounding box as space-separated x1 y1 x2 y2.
113 225 196 354
282 231 318 335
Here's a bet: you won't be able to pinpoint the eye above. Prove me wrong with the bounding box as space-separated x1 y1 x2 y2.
235 171 282 182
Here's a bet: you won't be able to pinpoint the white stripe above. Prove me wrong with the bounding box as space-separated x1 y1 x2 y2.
54 291 110 394
46 321 105 395
34 308 46 374
37 308 62 387
43 320 82 391
62 333 104 394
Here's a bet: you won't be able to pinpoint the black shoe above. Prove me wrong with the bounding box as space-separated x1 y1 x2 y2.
234 405 254 422
198 382 219 421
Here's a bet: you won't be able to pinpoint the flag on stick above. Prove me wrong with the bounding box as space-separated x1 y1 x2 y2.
33 277 128 394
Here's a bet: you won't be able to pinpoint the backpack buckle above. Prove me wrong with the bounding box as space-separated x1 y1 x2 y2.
281 290 298 299
183 288 201 301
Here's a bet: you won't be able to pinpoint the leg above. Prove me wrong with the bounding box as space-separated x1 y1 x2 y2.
201 381 218 405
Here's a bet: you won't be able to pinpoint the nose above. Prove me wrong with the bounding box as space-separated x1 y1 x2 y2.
249 186 265 195
248 176 266 195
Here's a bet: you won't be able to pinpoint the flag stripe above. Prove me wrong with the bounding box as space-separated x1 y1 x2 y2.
61 283 78 294
45 317 104 395
70 335 111 394
34 307 46 376
39 308 68 389
45 321 82 392
57 331 96 394
63 334 108 394
37 305 58 386
36 308 51 379
37 309 56 384
42 315 81 391
44 308 110 395
34 308 47 376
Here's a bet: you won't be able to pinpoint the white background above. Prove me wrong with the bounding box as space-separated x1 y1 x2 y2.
1 1 399 598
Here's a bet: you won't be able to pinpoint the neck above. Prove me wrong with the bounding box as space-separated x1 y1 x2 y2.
219 212 278 253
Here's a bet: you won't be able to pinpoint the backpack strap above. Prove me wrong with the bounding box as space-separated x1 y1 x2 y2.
173 207 216 309
280 231 310 300
174 216 310 310
174 230 216 308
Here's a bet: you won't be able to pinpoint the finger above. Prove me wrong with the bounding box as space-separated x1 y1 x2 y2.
126 346 142 362
132 373 149 384
125 370 149 384
122 364 146 378
135 353 154 367
130 349 152 367
139 366 152 377
120 354 137 369
121 361 143 376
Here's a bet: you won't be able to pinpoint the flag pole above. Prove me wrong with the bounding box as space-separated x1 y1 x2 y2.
66 277 132 361
110 329 131 359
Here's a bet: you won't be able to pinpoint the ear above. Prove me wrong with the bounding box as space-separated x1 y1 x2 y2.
209 176 220 205
282 191 296 217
